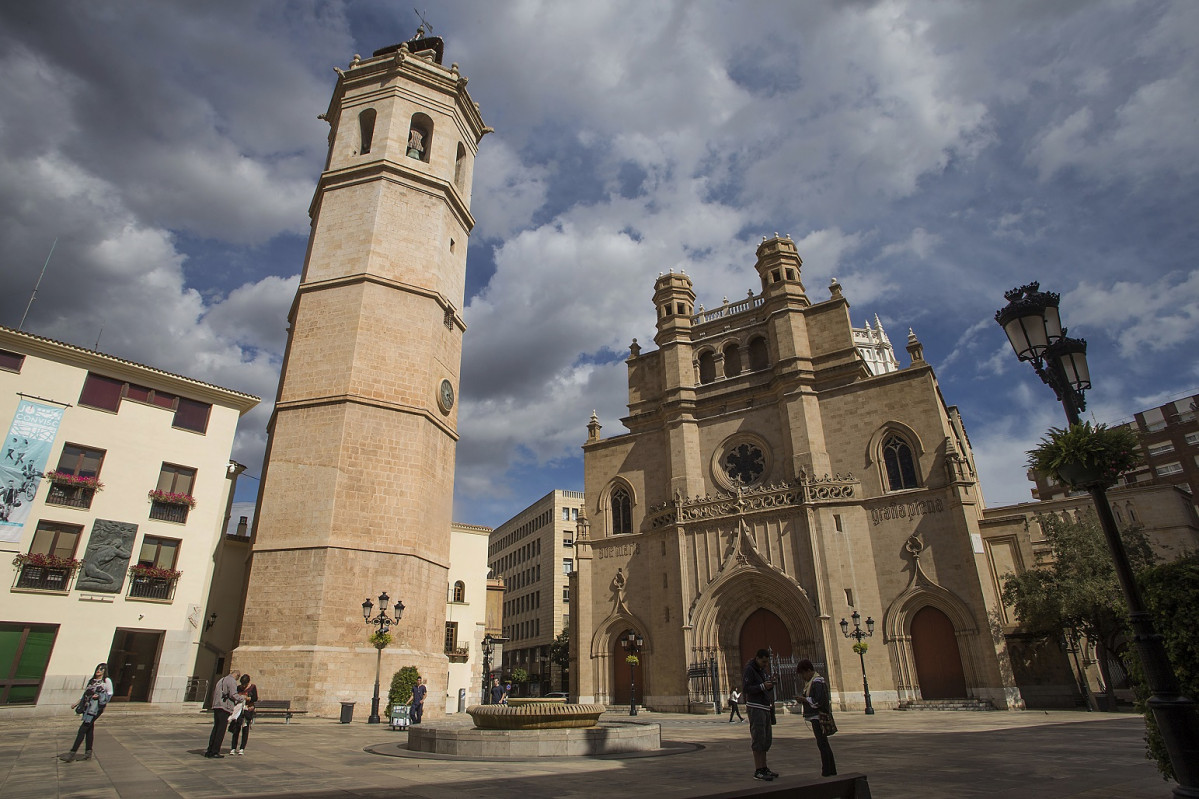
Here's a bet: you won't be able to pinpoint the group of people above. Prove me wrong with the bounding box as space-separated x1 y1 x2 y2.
736 649 837 782
205 669 257 758
62 657 836 783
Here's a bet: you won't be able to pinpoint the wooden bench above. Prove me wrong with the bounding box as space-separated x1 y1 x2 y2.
253 699 306 724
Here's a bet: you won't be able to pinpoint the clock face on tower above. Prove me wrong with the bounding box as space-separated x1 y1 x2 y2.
437 379 455 413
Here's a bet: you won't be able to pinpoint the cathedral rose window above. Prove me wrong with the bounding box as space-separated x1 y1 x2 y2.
712 435 772 491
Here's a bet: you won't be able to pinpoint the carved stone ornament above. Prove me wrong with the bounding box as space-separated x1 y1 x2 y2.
77 519 137 593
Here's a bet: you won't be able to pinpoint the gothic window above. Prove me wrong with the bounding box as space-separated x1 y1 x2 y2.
748 336 769 371
452 580 465 603
358 108 377 154
407 113 433 162
611 486 632 535
698 351 716 384
723 443 765 486
882 434 919 491
723 343 742 378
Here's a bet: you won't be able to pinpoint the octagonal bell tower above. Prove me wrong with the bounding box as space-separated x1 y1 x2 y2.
236 33 489 718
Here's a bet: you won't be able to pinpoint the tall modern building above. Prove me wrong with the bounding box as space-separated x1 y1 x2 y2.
236 32 489 717
488 490 584 694
1030 391 1199 512
574 237 1021 712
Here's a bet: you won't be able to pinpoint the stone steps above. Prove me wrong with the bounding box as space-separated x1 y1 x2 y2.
896 699 995 711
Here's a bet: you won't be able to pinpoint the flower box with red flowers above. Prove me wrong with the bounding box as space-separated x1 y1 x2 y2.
129 564 182 580
147 489 197 508
44 471 105 490
13 552 82 570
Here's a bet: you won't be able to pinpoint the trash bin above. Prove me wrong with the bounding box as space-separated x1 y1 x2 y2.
389 704 410 730
457 688 466 713
339 701 355 724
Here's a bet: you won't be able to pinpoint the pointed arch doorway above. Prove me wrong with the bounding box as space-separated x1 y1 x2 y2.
611 630 639 706
911 606 967 699
738 608 792 666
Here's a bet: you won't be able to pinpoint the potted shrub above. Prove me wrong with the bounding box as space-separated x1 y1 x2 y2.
13 552 82 571
1026 423 1143 490
129 563 182 580
43 471 104 491
147 489 197 507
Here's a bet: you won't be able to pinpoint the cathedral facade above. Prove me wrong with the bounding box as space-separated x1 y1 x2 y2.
573 236 1023 712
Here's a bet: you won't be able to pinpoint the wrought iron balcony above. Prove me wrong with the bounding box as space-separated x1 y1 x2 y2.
128 573 178 601
13 564 74 593
149 501 190 524
46 483 96 510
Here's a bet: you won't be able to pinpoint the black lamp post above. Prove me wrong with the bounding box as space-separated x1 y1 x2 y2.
997 283 1199 797
839 611 875 715
361 592 404 724
621 630 643 716
481 634 508 704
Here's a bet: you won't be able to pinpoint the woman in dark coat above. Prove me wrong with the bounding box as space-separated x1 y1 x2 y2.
227 673 258 755
799 658 837 777
62 663 112 761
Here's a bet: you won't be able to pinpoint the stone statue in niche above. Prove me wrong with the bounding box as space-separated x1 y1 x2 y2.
77 519 137 592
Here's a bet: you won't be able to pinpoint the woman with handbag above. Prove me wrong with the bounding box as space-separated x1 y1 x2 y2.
62 663 113 762
798 658 837 777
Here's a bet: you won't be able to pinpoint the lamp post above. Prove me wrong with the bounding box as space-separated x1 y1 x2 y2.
997 283 1199 797
481 634 508 704
621 630 643 716
839 611 875 715
361 592 404 724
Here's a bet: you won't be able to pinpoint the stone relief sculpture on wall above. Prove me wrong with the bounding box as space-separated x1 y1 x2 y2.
77 519 137 593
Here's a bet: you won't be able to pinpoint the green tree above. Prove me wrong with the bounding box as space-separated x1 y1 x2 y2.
549 628 570 691
1001 512 1155 711
386 666 420 717
1127 553 1199 781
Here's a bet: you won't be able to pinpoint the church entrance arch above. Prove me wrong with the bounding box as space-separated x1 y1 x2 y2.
738 608 792 666
611 629 639 706
911 606 967 699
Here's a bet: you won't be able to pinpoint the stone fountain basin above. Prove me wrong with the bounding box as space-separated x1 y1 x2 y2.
467 702 604 730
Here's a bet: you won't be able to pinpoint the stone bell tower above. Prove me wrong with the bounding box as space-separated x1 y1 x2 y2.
235 33 489 717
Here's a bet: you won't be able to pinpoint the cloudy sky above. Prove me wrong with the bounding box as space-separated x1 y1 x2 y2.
2 1 1196 529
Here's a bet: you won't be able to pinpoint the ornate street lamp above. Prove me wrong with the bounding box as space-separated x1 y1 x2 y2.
481 634 508 704
839 611 875 715
996 285 1199 797
361 592 404 724
621 630 644 716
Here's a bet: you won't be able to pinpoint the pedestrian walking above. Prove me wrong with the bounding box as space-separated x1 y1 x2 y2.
205 669 241 758
61 664 112 762
728 684 743 722
409 677 427 724
227 674 257 755
743 648 778 782
798 658 837 777
489 677 506 705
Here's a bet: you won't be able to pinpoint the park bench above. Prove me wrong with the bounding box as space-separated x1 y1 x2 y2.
253 699 306 723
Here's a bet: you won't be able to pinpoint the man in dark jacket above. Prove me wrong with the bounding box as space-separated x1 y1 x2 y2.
205 669 241 758
742 649 778 782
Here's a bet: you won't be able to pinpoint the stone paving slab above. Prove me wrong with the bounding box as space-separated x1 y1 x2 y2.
0 708 1173 799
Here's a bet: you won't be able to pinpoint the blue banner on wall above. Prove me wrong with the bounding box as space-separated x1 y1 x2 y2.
1 400 65 541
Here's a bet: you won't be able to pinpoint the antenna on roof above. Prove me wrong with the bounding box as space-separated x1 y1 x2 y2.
413 7 433 38
18 238 56 331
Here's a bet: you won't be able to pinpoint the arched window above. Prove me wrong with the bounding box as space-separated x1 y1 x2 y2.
611 487 632 535
882 434 919 491
407 113 433 162
748 336 769 371
723 343 742 378
452 580 465 603
455 142 467 188
698 351 716 384
358 108 377 155
1126 503 1137 523
1112 505 1124 525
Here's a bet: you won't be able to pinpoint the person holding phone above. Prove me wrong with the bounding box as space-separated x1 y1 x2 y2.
742 648 778 782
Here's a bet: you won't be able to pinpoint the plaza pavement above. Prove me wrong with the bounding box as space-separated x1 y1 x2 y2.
0 706 1173 799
